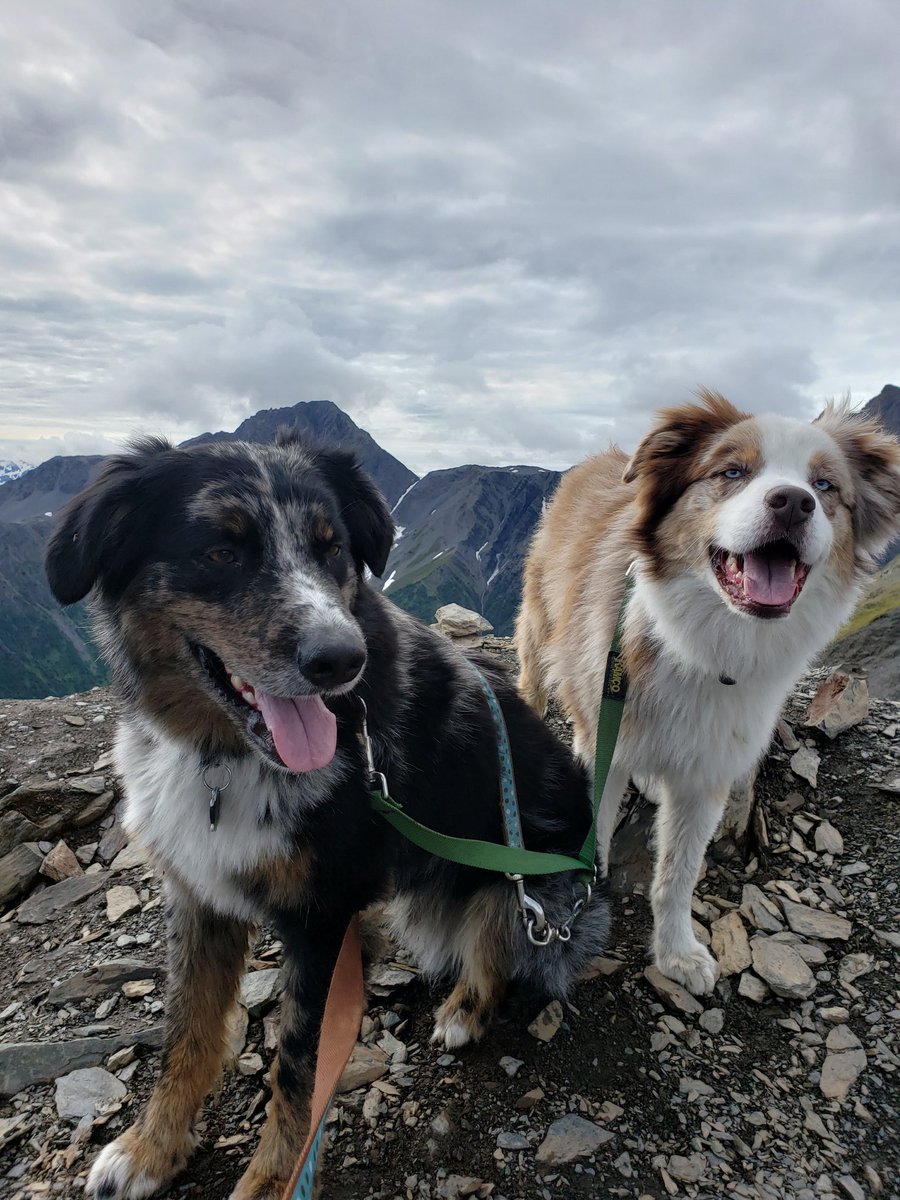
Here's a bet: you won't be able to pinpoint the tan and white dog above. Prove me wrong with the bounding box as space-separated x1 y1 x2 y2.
516 390 900 994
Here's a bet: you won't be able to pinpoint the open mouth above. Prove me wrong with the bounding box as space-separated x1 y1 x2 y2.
192 644 338 772
710 538 811 619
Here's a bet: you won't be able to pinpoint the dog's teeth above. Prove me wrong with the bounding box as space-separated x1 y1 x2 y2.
241 688 257 707
230 673 245 691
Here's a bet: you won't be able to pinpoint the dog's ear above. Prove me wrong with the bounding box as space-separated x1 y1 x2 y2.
623 390 749 529
624 389 749 485
817 405 900 558
45 437 174 605
312 447 395 577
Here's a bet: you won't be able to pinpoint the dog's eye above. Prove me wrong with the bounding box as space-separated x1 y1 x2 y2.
813 478 832 492
723 467 744 480
326 543 342 559
206 548 238 565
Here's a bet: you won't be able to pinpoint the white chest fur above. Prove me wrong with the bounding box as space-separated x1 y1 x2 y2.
617 570 860 794
116 718 347 921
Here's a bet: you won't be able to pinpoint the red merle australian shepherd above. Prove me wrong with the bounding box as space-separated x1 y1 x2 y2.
45 431 609 1200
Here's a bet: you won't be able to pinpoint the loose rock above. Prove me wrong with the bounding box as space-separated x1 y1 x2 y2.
54 1067 127 1121
750 936 816 999
337 1044 388 1093
790 746 821 787
40 840 83 882
643 966 704 1015
740 884 784 932
710 911 752 975
737 971 770 1003
535 1113 614 1164
528 999 564 1041
781 898 852 941
17 872 107 924
239 968 282 1015
820 1026 867 1099
803 672 869 738
106 884 141 924
814 820 844 855
0 842 43 906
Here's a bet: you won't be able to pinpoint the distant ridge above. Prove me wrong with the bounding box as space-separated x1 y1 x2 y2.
183 400 417 507
861 383 900 438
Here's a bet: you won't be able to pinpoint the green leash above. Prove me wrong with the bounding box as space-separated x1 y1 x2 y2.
365 571 635 893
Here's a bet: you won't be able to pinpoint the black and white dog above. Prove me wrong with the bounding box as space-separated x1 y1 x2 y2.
46 430 608 1200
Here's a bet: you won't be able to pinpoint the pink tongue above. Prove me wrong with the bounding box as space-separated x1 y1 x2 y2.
742 552 797 606
254 691 337 772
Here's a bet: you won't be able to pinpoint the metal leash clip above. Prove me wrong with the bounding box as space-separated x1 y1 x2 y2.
507 865 597 947
507 873 556 945
356 696 390 797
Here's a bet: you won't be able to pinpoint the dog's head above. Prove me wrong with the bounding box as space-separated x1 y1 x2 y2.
45 432 394 771
624 390 900 620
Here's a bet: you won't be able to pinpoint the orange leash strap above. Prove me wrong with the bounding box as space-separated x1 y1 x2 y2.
282 915 364 1200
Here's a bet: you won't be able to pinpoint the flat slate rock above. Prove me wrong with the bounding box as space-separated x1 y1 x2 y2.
55 1066 126 1121
750 936 816 999
47 959 159 1007
820 1026 867 1099
710 911 752 976
0 1025 164 1095
740 884 784 933
0 841 43 906
337 1043 388 1094
239 967 282 1015
536 1113 614 1164
16 871 107 925
643 966 704 1015
780 898 852 940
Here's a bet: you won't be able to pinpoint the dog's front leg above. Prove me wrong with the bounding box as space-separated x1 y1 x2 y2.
230 917 348 1200
594 763 630 874
86 880 250 1199
650 782 725 996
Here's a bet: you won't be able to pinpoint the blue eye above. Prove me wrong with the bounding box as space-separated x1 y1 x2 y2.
723 468 744 480
813 478 832 491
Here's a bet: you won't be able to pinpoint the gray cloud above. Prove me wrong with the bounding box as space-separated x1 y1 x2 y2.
0 0 897 475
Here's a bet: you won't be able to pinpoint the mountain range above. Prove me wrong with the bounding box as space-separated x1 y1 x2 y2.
0 461 32 486
1 387 897 699
0 401 558 697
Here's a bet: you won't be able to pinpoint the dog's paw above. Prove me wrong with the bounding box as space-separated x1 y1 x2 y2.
86 1127 195 1199
86 1139 162 1200
430 1001 486 1051
654 940 719 996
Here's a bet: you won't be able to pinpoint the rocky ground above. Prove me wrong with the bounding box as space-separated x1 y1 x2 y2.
0 650 898 1200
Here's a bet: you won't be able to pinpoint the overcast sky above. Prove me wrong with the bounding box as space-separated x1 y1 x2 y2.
1 1 898 476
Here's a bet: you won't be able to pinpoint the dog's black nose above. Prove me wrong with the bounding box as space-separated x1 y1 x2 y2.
299 637 366 688
765 485 816 528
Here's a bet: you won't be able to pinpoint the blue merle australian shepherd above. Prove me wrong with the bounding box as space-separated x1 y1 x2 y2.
45 431 609 1200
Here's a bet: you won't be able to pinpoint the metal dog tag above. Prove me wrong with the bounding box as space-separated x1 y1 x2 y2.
209 787 222 831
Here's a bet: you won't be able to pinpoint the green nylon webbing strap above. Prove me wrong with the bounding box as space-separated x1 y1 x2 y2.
368 570 636 881
584 568 635 867
370 788 591 877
